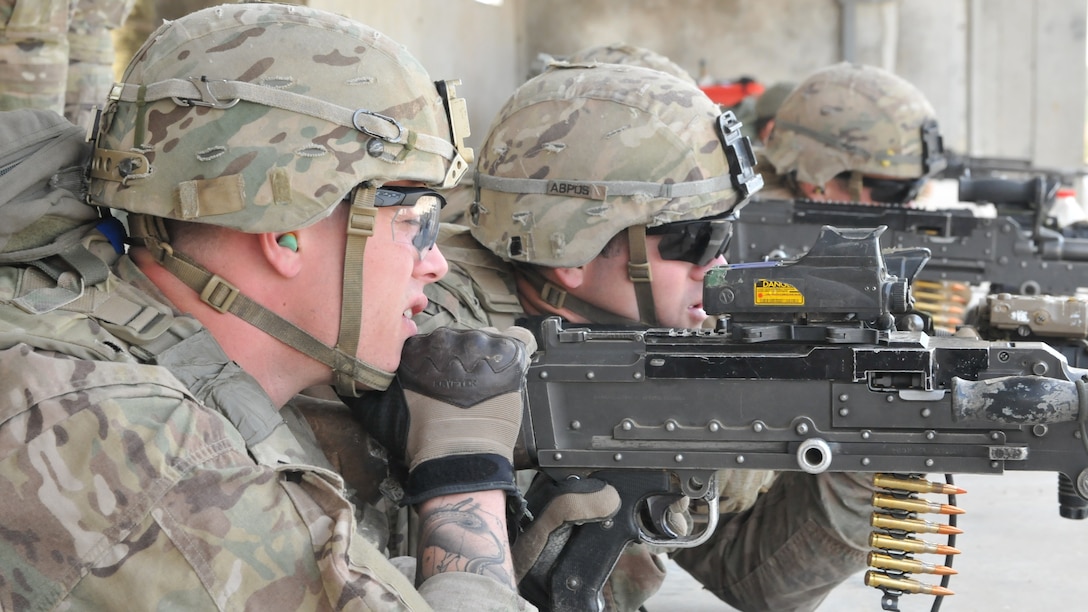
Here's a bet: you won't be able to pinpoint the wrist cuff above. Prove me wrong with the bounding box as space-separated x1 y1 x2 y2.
404 453 517 506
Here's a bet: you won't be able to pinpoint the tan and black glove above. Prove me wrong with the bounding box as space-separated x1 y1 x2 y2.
513 474 622 607
347 326 535 505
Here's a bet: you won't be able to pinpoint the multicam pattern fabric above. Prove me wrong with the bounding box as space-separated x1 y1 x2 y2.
66 0 137 128
563 42 697 85
471 63 745 268
0 0 70 115
673 472 874 612
0 260 528 611
754 80 798 125
764 62 940 186
752 148 800 200
0 108 96 261
88 2 466 233
0 0 134 127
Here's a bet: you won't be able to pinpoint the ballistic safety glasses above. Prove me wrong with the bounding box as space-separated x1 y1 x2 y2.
647 211 736 266
373 186 445 260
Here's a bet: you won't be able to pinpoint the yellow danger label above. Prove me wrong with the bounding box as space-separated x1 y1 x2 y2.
754 279 805 306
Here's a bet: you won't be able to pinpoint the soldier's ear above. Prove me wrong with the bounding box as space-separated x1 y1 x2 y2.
259 232 303 278
796 181 826 199
550 266 585 290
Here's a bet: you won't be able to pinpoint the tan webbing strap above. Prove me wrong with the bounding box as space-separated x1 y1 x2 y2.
12 244 112 314
109 78 459 166
626 225 658 326
142 235 394 392
133 84 148 148
848 171 865 202
517 265 636 325
336 187 375 396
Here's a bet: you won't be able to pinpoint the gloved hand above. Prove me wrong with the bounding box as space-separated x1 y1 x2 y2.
513 474 621 605
345 326 536 505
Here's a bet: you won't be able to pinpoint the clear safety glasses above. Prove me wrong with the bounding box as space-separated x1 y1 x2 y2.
374 186 445 260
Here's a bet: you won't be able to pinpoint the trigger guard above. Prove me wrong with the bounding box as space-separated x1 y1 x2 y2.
637 489 719 549
643 494 685 539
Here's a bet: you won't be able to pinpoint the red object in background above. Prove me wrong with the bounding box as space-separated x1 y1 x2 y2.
700 79 765 107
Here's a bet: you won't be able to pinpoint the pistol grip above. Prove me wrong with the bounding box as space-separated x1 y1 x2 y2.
546 471 672 612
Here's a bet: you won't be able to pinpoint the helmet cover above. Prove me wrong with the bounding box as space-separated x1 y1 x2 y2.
765 62 944 186
88 2 471 233
471 63 758 268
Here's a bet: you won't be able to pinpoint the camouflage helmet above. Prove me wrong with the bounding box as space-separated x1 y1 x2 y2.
764 62 945 187
88 2 471 232
471 62 761 269
754 80 798 125
564 43 697 85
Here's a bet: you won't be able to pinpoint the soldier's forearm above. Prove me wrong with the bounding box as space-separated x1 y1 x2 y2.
416 490 517 590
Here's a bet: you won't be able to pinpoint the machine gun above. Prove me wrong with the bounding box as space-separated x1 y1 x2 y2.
938 149 1088 189
967 292 1088 369
518 227 1088 612
728 176 1088 295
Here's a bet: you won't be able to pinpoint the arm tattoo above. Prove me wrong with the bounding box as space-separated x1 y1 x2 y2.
416 497 516 588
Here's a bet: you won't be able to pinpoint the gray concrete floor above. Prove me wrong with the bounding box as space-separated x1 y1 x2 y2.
644 471 1087 611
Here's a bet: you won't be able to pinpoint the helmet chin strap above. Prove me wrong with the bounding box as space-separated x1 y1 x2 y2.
128 202 395 398
847 171 866 202
625 225 659 326
517 225 659 327
334 186 396 396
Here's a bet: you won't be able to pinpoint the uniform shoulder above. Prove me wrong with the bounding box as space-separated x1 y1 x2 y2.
418 224 524 333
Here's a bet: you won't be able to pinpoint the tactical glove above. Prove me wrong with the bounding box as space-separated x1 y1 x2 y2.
513 474 622 604
347 326 536 505
513 475 694 610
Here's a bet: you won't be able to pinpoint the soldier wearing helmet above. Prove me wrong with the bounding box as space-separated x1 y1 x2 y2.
760 62 946 204
411 62 874 611
0 3 535 610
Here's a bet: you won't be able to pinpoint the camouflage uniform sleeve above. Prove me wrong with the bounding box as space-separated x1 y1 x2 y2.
0 0 70 115
0 345 528 611
670 471 874 612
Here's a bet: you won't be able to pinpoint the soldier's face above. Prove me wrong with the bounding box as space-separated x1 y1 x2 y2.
803 173 923 205
576 234 722 328
356 192 449 374
801 178 878 203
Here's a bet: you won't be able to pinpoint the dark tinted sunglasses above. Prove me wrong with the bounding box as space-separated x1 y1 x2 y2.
840 173 925 204
646 212 735 266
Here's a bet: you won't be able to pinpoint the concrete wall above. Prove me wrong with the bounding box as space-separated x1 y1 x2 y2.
967 0 1087 169
313 0 524 152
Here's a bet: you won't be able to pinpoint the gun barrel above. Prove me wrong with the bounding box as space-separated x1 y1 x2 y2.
951 375 1080 425
1039 236 1088 262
